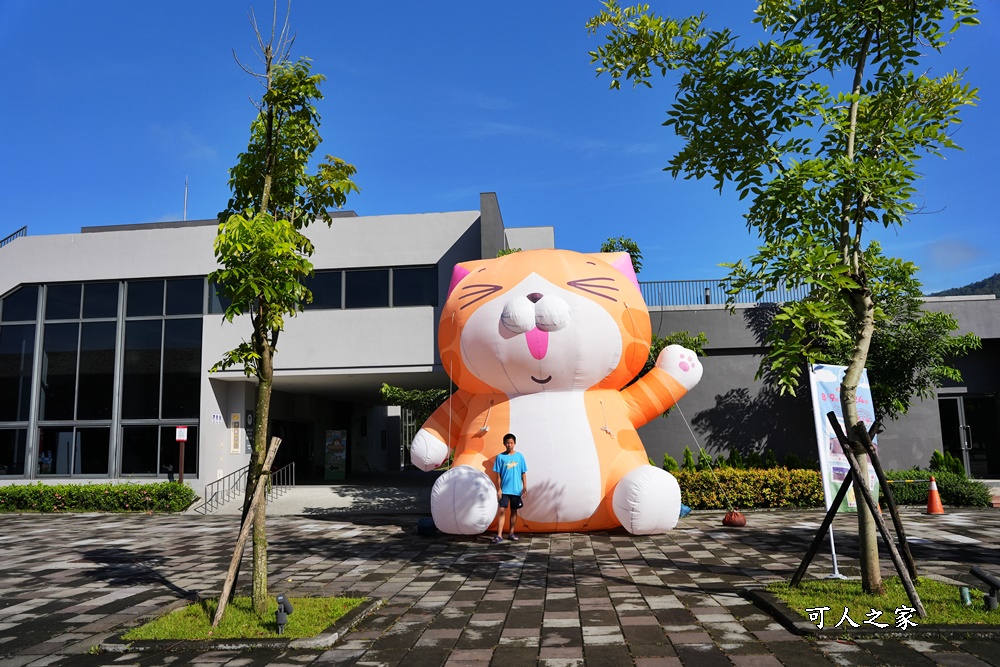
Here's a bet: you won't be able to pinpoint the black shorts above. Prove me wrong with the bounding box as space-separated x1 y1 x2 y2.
499 494 523 510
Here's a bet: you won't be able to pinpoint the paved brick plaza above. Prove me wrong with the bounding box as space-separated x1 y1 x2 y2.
1 507 999 666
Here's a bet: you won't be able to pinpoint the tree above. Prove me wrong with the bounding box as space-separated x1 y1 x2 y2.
601 236 643 274
379 384 449 431
210 5 358 617
824 243 981 420
588 0 978 594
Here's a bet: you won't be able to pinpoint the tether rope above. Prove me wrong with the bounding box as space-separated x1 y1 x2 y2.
663 366 737 513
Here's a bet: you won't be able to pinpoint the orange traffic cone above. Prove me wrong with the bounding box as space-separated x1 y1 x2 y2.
927 476 945 515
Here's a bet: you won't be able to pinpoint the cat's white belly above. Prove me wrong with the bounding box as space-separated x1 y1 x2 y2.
508 392 602 524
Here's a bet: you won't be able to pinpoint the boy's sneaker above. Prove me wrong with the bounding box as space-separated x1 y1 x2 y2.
491 535 504 544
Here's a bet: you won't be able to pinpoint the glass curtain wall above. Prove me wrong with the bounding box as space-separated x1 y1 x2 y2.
36 283 118 476
0 278 204 479
0 285 38 475
120 278 202 477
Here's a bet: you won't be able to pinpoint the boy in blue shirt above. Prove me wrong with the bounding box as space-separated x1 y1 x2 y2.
492 433 527 543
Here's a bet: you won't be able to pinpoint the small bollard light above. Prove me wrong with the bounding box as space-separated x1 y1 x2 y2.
162 464 174 483
970 566 1000 611
275 594 294 634
960 586 973 606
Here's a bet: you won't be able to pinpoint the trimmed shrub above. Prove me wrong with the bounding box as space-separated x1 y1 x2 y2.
675 468 825 510
662 453 680 473
929 449 965 477
762 450 778 469
0 481 196 513
682 446 696 472
696 449 713 471
727 449 745 469
882 469 991 508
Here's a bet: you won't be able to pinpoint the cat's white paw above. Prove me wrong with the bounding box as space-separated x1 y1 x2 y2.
430 465 499 534
410 429 450 472
655 344 703 391
612 466 682 534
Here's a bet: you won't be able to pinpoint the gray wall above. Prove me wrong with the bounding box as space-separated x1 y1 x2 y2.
505 226 555 251
640 296 1000 473
0 198 561 496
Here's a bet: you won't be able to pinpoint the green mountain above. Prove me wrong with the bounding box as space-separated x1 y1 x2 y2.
930 273 1000 297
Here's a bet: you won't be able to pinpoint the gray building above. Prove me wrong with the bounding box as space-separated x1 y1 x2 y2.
640 294 1000 478
0 194 553 497
1 196 996 501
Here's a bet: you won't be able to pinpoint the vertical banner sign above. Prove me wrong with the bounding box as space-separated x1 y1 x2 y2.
245 411 255 454
325 429 347 481
175 426 188 483
808 364 879 513
231 413 242 454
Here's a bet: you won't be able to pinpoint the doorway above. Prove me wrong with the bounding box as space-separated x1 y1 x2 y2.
271 420 324 484
938 394 1000 478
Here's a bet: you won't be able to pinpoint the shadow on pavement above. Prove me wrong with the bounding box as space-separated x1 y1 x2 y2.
78 548 200 600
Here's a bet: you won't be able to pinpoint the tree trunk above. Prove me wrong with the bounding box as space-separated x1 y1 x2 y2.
212 436 282 628
251 343 273 617
843 286 884 595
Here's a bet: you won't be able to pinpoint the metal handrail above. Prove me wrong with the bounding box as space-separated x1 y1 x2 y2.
0 226 27 249
639 279 811 307
193 461 296 515
268 462 296 501
192 464 249 515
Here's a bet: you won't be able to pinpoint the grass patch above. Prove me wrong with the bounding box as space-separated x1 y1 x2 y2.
122 596 365 640
768 577 1000 627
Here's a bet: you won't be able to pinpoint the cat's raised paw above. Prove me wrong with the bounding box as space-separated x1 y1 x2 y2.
655 344 703 391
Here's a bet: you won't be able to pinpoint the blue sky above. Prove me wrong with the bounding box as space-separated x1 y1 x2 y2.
2 1 997 293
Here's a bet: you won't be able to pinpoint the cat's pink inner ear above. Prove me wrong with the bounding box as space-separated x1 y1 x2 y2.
447 265 471 297
610 253 641 292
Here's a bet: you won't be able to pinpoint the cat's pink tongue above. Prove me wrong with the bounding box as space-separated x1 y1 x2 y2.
525 327 548 360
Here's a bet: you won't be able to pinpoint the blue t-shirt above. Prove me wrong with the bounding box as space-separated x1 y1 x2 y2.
493 451 527 496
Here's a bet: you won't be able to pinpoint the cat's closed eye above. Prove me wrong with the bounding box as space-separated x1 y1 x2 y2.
460 283 502 309
567 277 619 302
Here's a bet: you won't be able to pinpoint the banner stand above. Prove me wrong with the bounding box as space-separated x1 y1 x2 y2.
791 414 926 617
826 527 848 579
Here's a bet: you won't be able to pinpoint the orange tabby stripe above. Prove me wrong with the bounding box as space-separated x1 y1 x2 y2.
621 368 688 429
422 390 472 449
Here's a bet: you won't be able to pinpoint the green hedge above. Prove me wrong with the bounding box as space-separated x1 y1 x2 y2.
675 468 825 509
0 481 196 513
882 469 993 508
672 467 993 510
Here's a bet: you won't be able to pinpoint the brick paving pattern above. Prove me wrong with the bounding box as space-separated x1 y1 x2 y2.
1 507 998 665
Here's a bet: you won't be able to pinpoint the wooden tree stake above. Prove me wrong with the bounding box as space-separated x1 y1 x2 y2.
211 436 282 628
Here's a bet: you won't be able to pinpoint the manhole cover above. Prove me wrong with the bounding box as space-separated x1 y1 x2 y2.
464 553 517 563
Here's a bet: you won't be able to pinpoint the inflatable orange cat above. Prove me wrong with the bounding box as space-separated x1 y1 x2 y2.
410 249 702 534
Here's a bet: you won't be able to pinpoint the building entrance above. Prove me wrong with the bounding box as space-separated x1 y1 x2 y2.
271 420 326 484
939 394 1000 478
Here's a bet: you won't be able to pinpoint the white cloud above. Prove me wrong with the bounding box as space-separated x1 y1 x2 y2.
927 239 987 270
150 123 217 162
463 120 657 158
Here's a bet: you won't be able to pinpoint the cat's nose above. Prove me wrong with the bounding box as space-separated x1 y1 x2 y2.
526 292 543 303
